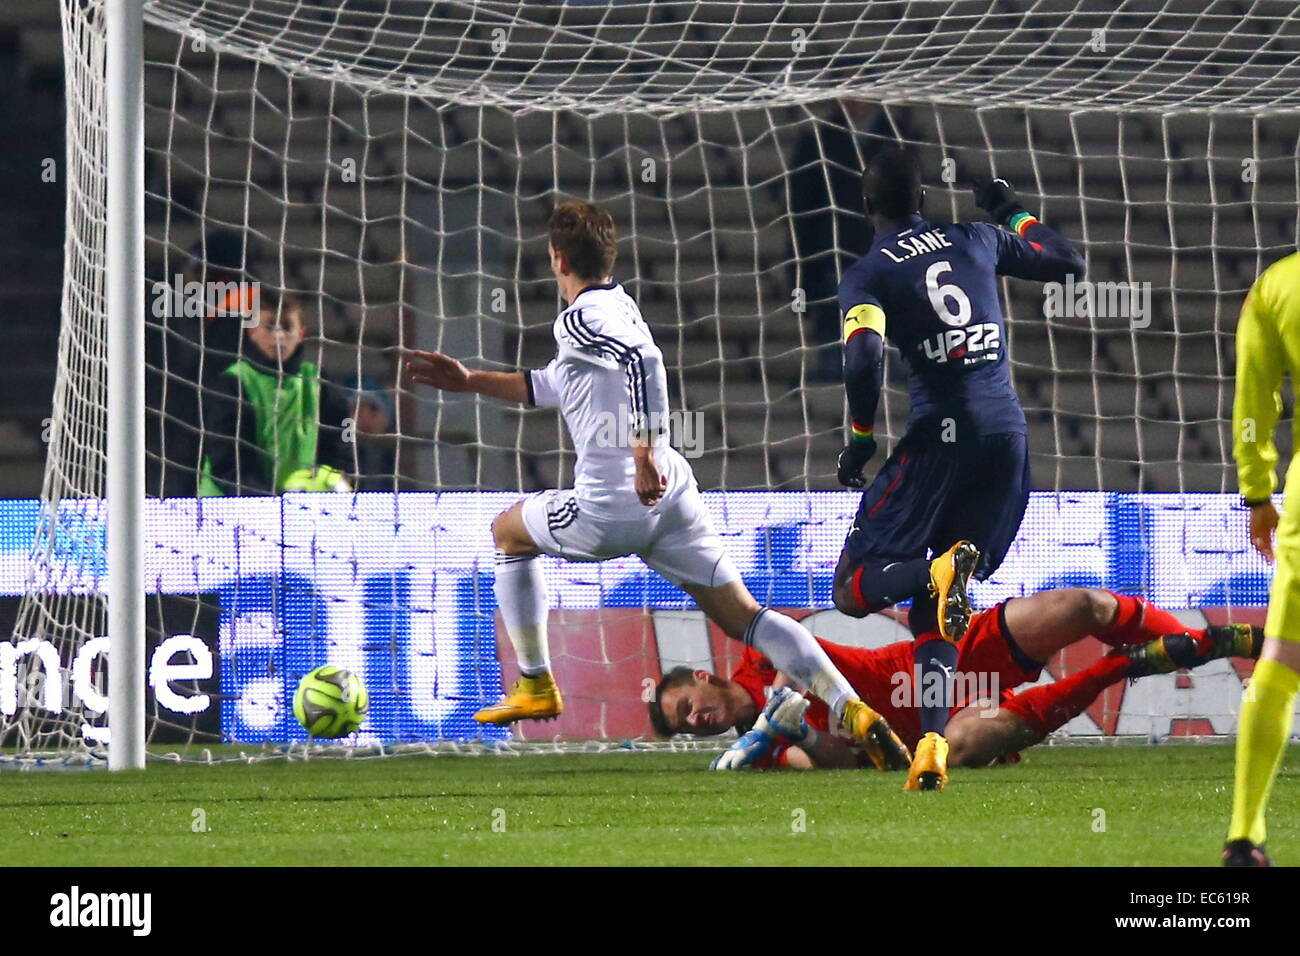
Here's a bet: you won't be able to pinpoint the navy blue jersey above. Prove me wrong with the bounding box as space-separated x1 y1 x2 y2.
839 213 1084 436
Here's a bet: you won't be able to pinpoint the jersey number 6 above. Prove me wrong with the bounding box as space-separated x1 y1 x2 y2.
925 260 973 328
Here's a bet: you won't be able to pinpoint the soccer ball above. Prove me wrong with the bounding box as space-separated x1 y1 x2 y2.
293 665 369 738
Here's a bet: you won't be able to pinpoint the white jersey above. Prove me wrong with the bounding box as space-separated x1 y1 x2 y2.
527 282 692 517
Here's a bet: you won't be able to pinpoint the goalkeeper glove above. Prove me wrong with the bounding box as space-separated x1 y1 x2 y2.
710 726 774 771
710 689 820 771
754 687 816 747
837 438 876 489
972 176 1027 226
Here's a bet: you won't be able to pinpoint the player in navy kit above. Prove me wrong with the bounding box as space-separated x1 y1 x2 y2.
831 147 1086 790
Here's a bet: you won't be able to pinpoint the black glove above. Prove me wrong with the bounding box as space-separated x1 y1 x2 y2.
972 176 1026 226
837 438 877 489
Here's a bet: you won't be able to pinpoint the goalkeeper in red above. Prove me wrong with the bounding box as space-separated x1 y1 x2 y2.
651 588 1261 773
833 148 1086 789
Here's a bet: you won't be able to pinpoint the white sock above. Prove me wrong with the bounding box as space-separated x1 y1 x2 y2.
495 552 550 676
745 609 856 719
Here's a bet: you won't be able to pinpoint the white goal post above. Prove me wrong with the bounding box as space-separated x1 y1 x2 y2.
9 0 1300 765
105 0 146 770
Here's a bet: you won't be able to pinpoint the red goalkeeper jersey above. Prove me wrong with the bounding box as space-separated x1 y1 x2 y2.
730 603 1041 751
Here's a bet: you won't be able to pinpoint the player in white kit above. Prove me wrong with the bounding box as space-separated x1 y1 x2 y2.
407 201 910 769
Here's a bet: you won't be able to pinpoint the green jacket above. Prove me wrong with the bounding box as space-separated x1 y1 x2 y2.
199 350 350 496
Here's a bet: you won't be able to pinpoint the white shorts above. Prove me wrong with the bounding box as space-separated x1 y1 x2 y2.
520 487 740 589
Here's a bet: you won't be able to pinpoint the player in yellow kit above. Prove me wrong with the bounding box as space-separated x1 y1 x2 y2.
1226 250 1300 867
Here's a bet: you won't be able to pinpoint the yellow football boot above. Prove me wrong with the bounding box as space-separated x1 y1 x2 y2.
929 540 980 642
904 731 950 791
842 699 912 771
473 673 564 725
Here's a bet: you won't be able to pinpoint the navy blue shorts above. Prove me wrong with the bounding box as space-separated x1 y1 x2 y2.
842 425 1031 581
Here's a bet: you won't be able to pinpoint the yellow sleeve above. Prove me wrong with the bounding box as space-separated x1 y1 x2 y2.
1233 274 1285 502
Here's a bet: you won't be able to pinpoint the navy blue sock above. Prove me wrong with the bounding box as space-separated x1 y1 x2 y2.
907 593 939 637
856 557 931 610
916 637 959 736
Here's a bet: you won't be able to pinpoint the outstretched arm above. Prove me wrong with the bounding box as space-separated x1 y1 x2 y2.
972 177 1086 283
406 349 529 404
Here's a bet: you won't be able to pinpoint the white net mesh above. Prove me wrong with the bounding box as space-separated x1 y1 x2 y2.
8 0 1299 758
144 0 1300 114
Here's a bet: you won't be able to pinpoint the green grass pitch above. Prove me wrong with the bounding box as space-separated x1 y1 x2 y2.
2 744 1292 866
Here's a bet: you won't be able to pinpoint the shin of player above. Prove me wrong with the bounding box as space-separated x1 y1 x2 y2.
486 507 561 721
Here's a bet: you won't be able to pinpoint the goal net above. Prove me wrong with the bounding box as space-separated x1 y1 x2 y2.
8 0 1299 760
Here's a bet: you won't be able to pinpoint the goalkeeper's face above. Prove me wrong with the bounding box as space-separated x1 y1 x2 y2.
659 671 741 736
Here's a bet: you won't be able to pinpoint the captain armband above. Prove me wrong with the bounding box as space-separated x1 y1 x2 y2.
842 303 886 343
